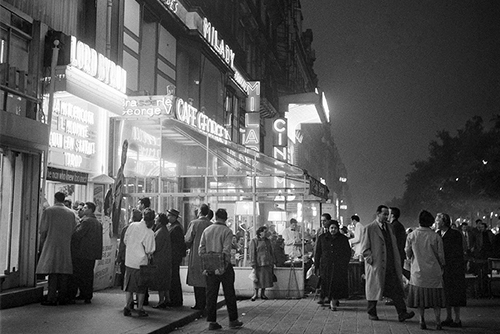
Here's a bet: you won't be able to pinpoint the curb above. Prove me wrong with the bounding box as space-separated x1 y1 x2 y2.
149 299 227 333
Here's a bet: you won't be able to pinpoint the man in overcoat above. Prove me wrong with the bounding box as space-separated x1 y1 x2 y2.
166 208 186 307
360 205 414 322
185 203 212 310
36 192 79 305
69 201 103 303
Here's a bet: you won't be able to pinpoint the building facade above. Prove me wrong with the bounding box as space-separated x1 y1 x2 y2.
0 0 350 304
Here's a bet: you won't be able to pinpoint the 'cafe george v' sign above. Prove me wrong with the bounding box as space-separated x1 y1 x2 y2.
123 95 231 140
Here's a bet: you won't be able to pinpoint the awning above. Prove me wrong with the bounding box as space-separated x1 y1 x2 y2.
114 116 329 200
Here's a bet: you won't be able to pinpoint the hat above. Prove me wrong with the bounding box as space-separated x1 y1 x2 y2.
167 208 181 217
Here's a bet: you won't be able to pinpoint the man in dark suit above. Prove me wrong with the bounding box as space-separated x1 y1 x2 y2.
166 208 186 307
69 202 103 303
389 207 409 280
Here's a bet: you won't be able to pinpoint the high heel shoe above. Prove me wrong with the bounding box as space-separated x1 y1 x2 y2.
251 295 257 301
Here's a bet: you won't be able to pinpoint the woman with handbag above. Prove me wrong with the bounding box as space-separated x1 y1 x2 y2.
249 226 275 301
123 208 156 317
151 213 172 309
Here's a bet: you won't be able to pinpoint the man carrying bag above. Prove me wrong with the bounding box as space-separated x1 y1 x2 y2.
199 209 243 331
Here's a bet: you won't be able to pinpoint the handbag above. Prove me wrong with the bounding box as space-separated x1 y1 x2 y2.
200 252 228 276
139 257 158 287
248 269 258 282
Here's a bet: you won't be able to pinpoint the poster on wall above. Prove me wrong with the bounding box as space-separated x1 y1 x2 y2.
93 215 117 290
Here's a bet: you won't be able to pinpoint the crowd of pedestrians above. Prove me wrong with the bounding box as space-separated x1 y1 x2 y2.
36 192 102 305
36 193 500 332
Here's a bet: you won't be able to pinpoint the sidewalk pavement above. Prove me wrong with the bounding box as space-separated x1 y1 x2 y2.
173 296 500 334
1 289 500 334
0 288 221 334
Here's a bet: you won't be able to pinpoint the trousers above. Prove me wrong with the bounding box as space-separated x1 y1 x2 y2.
205 264 238 323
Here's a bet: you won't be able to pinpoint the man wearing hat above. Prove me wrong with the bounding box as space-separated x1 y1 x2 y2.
166 208 186 307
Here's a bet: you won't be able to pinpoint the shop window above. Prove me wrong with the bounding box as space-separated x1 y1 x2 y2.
200 56 224 122
124 0 140 37
0 149 23 276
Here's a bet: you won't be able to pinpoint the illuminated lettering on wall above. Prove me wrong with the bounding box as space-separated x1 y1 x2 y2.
202 18 235 69
123 95 174 116
176 98 230 140
49 99 97 170
70 36 127 94
158 0 178 12
131 126 161 160
246 81 261 112
244 113 260 151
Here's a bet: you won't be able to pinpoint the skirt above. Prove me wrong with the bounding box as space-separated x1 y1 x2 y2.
407 284 446 309
253 265 274 289
123 266 147 294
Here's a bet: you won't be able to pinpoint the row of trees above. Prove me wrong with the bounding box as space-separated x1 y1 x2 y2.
399 115 500 223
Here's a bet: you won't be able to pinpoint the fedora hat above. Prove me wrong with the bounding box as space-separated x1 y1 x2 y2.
167 208 181 217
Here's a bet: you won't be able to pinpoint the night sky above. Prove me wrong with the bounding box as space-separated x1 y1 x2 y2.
301 1 500 224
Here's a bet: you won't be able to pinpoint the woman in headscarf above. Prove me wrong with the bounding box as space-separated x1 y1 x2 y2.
406 210 446 330
249 226 275 301
314 220 351 310
150 213 172 309
435 212 466 328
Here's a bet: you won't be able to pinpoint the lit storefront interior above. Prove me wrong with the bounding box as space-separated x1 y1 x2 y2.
112 107 328 297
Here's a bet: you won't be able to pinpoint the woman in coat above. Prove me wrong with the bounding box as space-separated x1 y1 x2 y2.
435 212 466 328
151 213 172 308
314 220 351 311
249 226 275 301
406 210 446 330
123 208 155 317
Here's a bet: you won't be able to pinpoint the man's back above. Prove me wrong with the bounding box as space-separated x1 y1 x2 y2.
36 203 78 274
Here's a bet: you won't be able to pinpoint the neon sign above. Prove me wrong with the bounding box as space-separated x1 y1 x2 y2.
49 99 97 170
202 18 235 69
176 98 230 140
123 95 174 117
70 36 127 94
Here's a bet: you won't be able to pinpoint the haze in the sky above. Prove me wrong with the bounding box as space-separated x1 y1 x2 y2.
301 0 500 223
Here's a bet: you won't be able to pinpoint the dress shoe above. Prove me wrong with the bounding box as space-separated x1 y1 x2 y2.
123 307 132 316
251 295 257 301
260 294 269 300
153 302 168 309
449 321 462 328
229 320 243 329
369 315 379 321
398 311 415 322
208 322 222 330
441 319 454 327
137 309 149 317
316 299 324 305
41 300 58 306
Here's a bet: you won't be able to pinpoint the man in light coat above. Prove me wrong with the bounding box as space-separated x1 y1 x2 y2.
36 192 79 305
185 203 212 310
361 205 414 322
